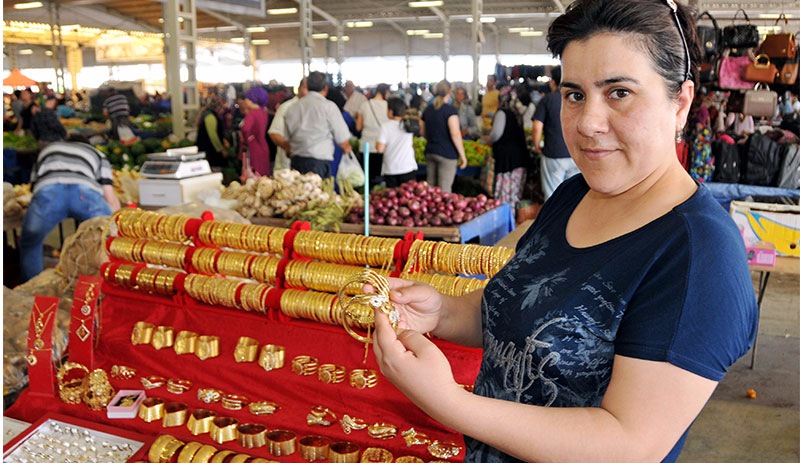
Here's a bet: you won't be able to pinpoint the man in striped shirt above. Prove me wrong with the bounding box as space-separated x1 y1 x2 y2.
102 87 132 140
20 139 121 282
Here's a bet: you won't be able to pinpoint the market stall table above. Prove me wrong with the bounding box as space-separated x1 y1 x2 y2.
748 256 800 368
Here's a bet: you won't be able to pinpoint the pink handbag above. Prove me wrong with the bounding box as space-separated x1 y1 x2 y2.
719 54 756 90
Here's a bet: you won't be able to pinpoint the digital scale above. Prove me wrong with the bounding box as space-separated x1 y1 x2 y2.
140 146 212 179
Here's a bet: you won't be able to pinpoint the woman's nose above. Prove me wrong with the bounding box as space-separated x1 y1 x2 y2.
575 99 609 137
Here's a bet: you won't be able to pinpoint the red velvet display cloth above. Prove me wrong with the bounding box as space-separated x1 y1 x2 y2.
6 283 483 462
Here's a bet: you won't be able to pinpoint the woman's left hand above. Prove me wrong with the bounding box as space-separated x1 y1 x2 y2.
459 156 468 169
372 308 459 410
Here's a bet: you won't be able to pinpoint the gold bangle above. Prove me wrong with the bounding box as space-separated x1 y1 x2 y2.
259 344 286 371
148 435 183 463
427 440 462 460
131 321 155 345
340 414 368 434
162 402 189 428
349 369 378 389
151 325 175 350
197 387 223 404
267 430 297 456
307 405 337 426
187 409 217 435
166 378 193 394
138 397 165 423
360 447 393 463
367 423 398 440
82 369 115 411
221 393 249 411
395 457 425 463
401 428 431 446
249 459 281 463
159 436 184 463
299 435 332 461
210 416 239 444
249 400 280 416
291 355 319 376
196 335 220 360
318 364 346 384
210 450 235 463
174 330 198 355
229 455 254 463
141 375 166 390
176 441 203 463
190 444 219 463
237 423 268 448
329 442 360 463
234 336 259 363
57 362 89 405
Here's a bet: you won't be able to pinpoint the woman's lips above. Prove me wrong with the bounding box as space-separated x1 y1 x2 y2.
580 147 616 161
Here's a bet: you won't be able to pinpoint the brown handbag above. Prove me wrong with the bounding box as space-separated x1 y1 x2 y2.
758 14 797 59
743 84 778 118
744 54 778 84
778 62 799 85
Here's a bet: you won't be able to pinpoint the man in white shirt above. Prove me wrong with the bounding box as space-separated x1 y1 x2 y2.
376 97 418 187
269 78 307 171
284 72 353 178
343 80 367 120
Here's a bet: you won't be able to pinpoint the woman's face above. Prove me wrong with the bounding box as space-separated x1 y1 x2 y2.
560 33 692 196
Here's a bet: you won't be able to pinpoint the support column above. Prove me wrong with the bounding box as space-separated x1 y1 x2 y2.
48 1 66 93
299 0 313 75
442 18 450 80
336 23 345 83
471 0 483 103
164 0 199 139
66 47 83 92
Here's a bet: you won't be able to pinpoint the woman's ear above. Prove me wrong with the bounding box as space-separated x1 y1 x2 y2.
676 80 695 131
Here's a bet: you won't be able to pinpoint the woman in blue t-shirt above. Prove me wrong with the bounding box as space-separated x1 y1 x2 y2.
421 80 468 193
371 1 758 462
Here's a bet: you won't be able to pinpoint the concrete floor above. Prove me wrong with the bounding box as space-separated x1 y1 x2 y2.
679 271 800 463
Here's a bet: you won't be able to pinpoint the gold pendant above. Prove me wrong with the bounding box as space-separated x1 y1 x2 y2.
33 338 45 350
76 322 91 342
81 304 91 316
26 352 37 366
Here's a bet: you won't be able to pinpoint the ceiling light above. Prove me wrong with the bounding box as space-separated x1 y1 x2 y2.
44 50 53 56
466 16 496 23
19 49 34 55
231 37 245 43
252 39 270 45
520 31 543 37
409 1 443 7
312 33 330 39
759 13 793 19
329 36 350 42
246 26 267 33
423 32 444 39
346 21 373 28
508 27 534 33
14 2 43 9
267 7 298 15
406 29 429 36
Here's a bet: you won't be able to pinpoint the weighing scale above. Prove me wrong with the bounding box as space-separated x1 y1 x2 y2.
140 146 212 179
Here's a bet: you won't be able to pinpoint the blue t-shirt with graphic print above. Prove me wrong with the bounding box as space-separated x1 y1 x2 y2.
464 175 758 463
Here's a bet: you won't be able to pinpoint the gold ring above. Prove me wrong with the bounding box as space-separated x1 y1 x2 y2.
176 441 203 463
110 364 137 380
349 369 378 389
395 457 425 463
187 409 217 435
197 387 223 404
210 416 239 444
162 402 189 427
151 325 174 350
329 441 360 463
299 435 332 461
291 355 318 375
166 378 193 394
140 375 166 389
367 423 398 440
234 336 260 362
237 423 268 448
138 397 165 423
360 447 393 463
307 405 337 426
318 364 347 384
131 321 155 345
174 330 198 355
259 344 286 371
249 400 280 416
427 440 462 459
401 428 431 446
196 335 220 360
267 429 297 456
221 393 249 411
341 414 368 434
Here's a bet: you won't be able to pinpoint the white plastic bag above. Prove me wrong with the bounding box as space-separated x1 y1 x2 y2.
337 152 365 188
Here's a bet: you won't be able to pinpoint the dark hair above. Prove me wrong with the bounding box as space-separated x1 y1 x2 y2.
326 86 346 111
374 83 390 99
387 97 407 118
550 66 562 86
547 0 701 98
306 71 328 92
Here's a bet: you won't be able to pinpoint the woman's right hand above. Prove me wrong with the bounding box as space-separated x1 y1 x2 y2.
386 277 444 335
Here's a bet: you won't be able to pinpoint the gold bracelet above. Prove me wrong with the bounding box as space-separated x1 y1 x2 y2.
307 405 337 426
131 321 155 345
259 344 286 371
360 447 393 463
367 423 398 440
141 375 166 389
299 435 332 461
237 423 268 448
159 436 184 463
197 388 223 404
138 397 165 422
82 369 115 411
162 402 189 428
329 442 361 463
267 430 297 456
190 444 219 463
57 362 89 405
210 416 239 444
176 441 203 463
148 435 183 463
210 450 235 463
196 335 220 360
187 409 217 435
340 414 368 434
229 455 254 463
291 355 319 376
151 325 175 350
318 364 346 384
248 400 280 416
234 336 259 363
349 369 378 389
166 378 193 394
221 393 249 411
395 457 425 463
174 330 198 355
427 440 462 460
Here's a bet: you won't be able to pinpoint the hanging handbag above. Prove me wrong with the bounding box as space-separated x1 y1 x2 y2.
742 83 778 118
778 62 799 85
758 14 797 59
698 58 719 85
744 54 779 84
696 11 722 60
723 9 760 50
719 52 756 90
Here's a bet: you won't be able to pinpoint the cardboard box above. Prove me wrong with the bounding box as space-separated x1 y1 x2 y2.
138 172 223 207
730 201 800 257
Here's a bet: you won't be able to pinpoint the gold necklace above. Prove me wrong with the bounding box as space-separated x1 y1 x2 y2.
79 282 97 316
75 314 93 342
27 301 56 365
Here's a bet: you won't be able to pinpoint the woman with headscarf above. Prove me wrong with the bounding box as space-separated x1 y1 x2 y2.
195 94 228 170
421 80 468 192
240 86 270 178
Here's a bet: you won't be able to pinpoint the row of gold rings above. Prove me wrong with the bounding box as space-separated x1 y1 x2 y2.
279 289 338 326
137 399 189 428
400 271 489 297
195 386 279 415
291 355 319 376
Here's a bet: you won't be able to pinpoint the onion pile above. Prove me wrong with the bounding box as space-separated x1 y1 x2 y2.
346 180 502 227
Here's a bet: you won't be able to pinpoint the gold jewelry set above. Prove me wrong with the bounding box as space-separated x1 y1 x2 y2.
56 362 115 410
